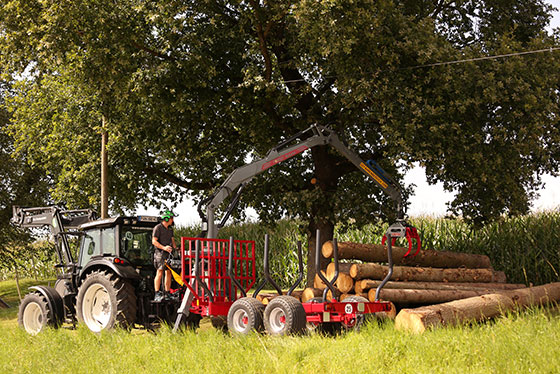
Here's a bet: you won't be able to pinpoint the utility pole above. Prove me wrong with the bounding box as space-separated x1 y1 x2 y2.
101 115 109 219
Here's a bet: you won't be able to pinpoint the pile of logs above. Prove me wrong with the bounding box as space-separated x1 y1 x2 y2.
304 240 525 305
253 240 560 333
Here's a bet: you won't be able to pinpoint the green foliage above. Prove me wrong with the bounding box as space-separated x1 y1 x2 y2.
0 80 52 272
1 0 558 231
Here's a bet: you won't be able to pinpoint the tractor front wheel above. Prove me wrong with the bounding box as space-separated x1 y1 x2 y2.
18 292 60 335
76 270 137 332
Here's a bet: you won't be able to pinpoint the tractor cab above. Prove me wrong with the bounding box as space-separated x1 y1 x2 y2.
77 215 159 278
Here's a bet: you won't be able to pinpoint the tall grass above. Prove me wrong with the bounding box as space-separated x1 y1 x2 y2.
0 306 559 373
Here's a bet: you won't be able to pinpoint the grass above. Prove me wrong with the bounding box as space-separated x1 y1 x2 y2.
1 281 559 373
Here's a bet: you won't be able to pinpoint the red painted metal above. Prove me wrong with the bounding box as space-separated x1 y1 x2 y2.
180 237 256 316
382 226 422 258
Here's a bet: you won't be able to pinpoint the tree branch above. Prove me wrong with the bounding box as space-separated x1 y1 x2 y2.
143 166 214 191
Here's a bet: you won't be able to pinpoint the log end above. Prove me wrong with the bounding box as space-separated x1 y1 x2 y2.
395 309 427 334
322 241 334 259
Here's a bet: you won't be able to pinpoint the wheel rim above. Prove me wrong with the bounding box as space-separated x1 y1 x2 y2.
82 283 111 332
268 307 286 334
232 309 249 333
22 302 44 335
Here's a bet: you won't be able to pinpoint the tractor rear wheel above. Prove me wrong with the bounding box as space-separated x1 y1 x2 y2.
18 292 60 335
264 296 307 336
76 270 137 332
227 297 265 335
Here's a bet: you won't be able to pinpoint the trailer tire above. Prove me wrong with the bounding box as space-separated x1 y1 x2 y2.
77 270 137 332
18 292 60 335
264 295 307 336
305 297 342 335
227 297 265 335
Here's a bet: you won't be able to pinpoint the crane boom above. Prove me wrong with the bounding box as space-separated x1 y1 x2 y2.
200 125 405 238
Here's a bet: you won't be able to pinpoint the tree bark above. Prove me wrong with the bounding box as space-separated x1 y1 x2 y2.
368 288 503 304
322 241 492 269
394 282 560 333
350 263 506 283
355 280 526 294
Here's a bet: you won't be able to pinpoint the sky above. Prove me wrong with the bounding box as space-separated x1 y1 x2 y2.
139 2 560 225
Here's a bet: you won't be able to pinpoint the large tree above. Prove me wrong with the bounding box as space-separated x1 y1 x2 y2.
1 0 559 282
0 80 51 272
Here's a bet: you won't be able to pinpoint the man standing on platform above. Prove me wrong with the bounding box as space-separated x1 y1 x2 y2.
152 210 177 302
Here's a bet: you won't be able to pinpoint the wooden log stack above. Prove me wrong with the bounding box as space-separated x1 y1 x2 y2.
321 240 527 307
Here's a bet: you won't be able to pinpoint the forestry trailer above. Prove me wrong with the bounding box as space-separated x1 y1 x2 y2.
15 124 420 335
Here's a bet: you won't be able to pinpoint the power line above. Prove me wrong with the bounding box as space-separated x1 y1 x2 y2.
280 46 560 85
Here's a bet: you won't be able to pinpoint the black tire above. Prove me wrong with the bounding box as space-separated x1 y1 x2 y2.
76 270 137 332
264 295 307 336
18 292 60 335
341 295 370 331
305 297 342 335
227 297 265 335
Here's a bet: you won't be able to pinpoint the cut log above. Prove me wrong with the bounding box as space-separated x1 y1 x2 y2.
355 280 525 294
368 288 502 304
314 271 328 289
315 268 354 293
395 282 560 333
301 287 323 303
350 263 506 283
256 290 303 304
326 262 354 278
322 241 492 269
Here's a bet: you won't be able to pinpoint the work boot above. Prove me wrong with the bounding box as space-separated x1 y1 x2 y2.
153 291 164 302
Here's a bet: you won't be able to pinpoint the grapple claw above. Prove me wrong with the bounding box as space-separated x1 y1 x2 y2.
381 221 422 258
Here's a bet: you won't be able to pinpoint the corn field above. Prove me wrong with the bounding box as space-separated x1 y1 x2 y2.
3 212 559 287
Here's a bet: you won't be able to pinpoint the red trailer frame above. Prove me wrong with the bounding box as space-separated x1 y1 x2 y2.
180 237 393 330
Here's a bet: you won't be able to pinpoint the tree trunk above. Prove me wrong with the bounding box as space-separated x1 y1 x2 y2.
355 280 526 294
368 288 503 304
350 263 507 283
395 282 560 333
322 241 492 269
306 218 334 287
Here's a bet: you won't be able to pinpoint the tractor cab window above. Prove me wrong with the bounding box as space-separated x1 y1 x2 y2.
120 226 154 267
80 229 101 266
101 228 116 256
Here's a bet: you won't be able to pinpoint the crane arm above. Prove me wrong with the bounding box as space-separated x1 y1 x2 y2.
201 125 406 238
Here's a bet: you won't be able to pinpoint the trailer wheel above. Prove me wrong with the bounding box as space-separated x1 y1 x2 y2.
77 270 137 332
264 295 307 336
305 297 342 335
18 292 60 335
341 295 369 331
227 297 265 335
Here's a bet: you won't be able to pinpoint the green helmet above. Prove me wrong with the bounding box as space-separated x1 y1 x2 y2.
161 210 176 222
